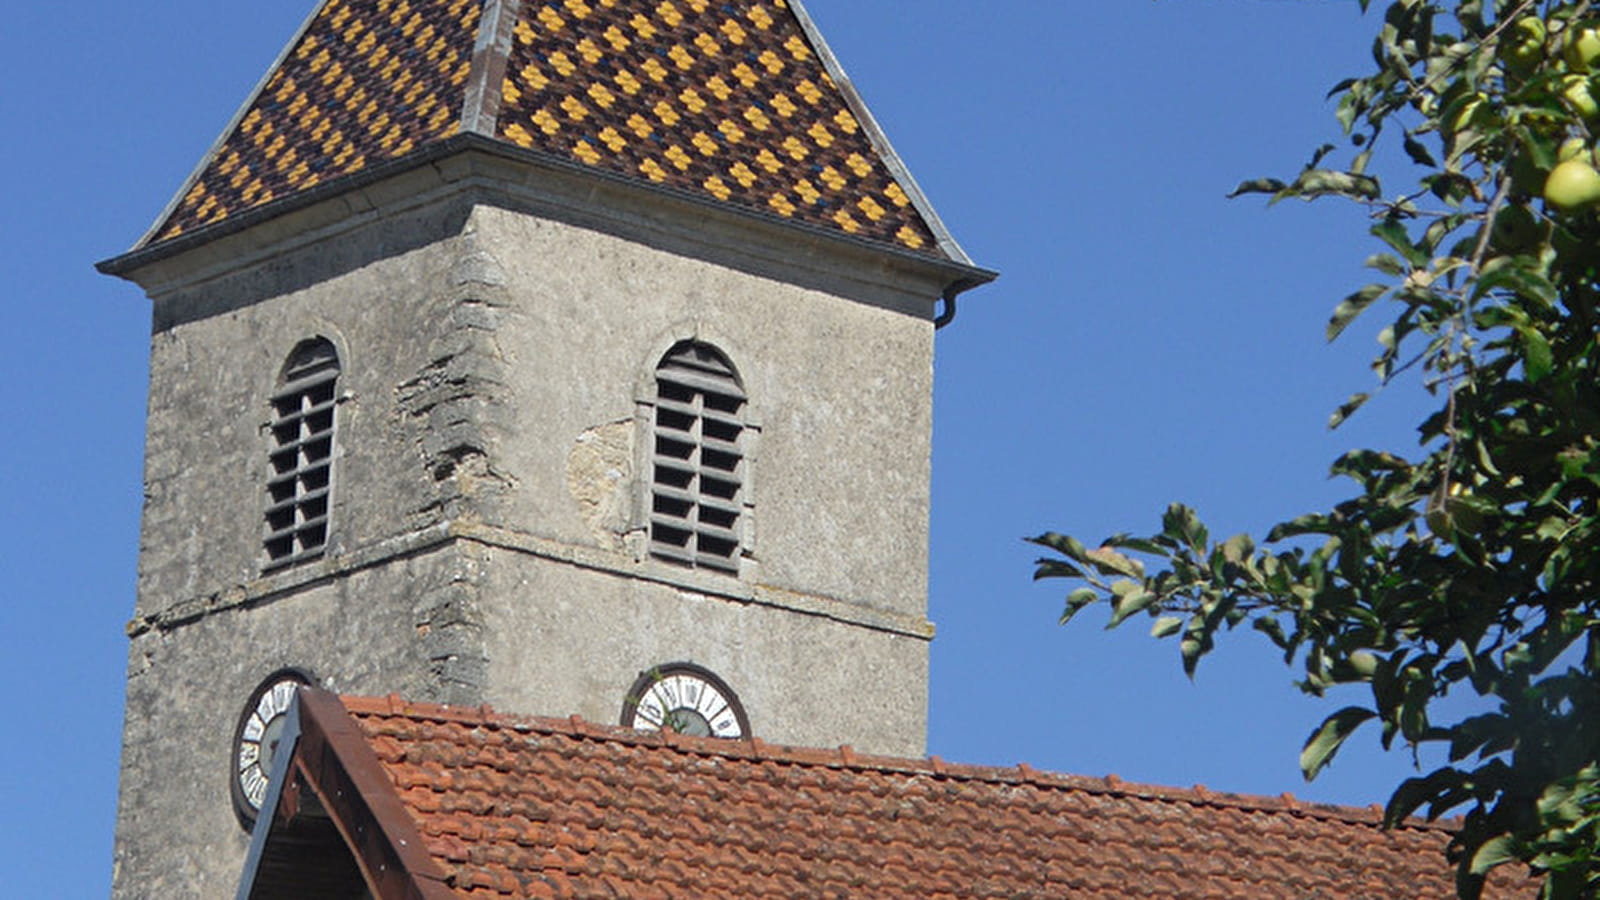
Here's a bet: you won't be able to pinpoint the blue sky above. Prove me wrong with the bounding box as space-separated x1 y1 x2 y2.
1 1 1448 894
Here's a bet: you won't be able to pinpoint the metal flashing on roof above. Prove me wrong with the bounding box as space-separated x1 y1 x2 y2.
459 0 523 136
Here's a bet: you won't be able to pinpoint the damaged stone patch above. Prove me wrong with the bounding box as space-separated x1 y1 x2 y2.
396 246 518 530
411 575 488 706
567 420 634 549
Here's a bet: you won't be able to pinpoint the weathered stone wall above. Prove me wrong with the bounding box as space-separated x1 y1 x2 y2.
468 203 938 621
114 541 478 900
134 197 514 618
472 541 931 757
111 167 945 898
117 195 510 899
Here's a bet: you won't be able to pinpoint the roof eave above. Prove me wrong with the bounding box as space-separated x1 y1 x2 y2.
98 132 997 295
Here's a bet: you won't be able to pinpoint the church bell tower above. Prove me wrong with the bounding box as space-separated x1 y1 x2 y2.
98 1 992 896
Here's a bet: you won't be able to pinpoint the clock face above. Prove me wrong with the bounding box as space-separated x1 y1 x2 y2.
230 671 309 825
622 664 748 739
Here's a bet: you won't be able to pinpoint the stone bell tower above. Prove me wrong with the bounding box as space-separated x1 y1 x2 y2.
98 0 992 896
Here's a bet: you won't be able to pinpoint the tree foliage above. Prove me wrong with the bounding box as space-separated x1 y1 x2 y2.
1031 2 1600 897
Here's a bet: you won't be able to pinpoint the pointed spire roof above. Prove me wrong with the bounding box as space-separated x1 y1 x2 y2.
138 0 974 265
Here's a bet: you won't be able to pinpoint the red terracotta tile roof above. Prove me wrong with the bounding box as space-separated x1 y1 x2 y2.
308 692 1526 900
142 0 967 263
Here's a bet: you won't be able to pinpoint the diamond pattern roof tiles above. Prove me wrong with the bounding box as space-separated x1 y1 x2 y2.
154 0 482 243
286 693 1531 900
140 0 967 263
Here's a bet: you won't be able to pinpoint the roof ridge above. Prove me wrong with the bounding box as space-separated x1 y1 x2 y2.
459 0 519 136
784 0 974 266
337 693 1444 833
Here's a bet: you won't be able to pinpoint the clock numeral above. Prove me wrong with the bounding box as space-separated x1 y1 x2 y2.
242 767 268 809
696 687 726 718
637 696 665 729
237 741 260 773
270 681 298 715
242 712 265 743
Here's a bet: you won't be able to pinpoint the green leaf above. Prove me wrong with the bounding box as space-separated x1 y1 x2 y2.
1179 613 1215 678
1084 545 1145 579
1372 219 1429 268
1365 252 1408 276
1386 768 1466 826
1469 834 1518 876
1287 168 1383 201
1300 707 1377 780
1252 615 1292 652
1060 588 1099 625
1518 325 1554 381
1329 392 1371 429
1108 589 1158 628
1472 263 1558 308
1028 532 1088 560
1328 284 1389 341
1032 559 1084 581
1161 504 1209 553
1151 616 1184 638
1228 177 1288 198
1403 131 1438 167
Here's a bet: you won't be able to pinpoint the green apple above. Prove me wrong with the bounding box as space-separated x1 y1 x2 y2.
1491 204 1544 253
1565 23 1600 71
1561 137 1590 161
1545 158 1600 209
1504 17 1547 74
1347 651 1380 679
1561 74 1600 119
1515 17 1547 45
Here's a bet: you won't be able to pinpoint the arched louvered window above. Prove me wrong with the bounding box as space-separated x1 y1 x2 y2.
264 338 339 568
651 342 746 573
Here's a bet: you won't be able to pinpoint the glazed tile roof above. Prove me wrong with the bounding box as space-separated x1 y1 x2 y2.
143 0 965 262
255 691 1528 900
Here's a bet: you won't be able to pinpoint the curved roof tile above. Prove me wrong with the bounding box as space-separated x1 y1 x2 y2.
241 691 1533 900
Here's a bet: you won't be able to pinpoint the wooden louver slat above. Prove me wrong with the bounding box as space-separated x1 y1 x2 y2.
264 339 339 568
650 342 745 573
